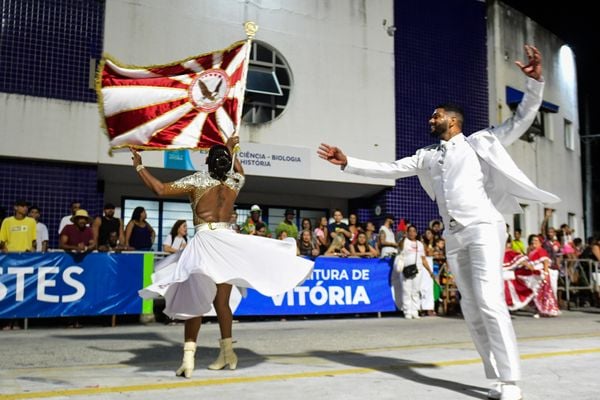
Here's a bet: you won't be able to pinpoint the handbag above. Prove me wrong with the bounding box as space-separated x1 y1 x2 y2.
402 241 419 280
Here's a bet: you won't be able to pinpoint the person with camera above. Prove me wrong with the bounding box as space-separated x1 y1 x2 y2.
397 225 433 319
318 46 559 400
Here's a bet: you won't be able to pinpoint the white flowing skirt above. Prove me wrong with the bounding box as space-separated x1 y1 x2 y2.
139 227 314 319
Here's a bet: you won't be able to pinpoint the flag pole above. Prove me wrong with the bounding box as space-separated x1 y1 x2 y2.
230 21 258 170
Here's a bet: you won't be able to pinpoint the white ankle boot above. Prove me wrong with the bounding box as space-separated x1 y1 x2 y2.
175 342 196 378
208 338 238 370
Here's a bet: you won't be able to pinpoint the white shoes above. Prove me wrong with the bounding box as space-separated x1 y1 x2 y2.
175 341 197 378
501 384 522 400
208 338 238 370
488 382 522 400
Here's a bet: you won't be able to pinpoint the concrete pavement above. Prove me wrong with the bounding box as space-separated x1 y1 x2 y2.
1 309 599 399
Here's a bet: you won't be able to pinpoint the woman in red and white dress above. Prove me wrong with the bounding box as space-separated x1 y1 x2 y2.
527 234 561 317
503 240 542 311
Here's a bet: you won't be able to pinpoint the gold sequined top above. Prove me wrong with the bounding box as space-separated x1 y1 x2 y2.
170 171 245 225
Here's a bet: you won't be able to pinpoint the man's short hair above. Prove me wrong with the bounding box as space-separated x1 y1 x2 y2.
436 103 464 126
104 202 116 210
14 199 28 207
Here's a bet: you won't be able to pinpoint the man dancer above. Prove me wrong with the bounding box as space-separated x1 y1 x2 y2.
318 45 559 400
132 136 312 377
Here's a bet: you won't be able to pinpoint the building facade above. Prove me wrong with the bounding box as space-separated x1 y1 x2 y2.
0 0 583 248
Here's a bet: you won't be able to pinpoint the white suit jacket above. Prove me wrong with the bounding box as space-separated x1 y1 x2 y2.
344 78 560 214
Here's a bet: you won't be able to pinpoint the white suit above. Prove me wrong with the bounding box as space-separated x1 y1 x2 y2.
344 77 559 382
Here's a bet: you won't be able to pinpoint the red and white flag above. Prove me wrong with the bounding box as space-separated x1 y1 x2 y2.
98 40 250 151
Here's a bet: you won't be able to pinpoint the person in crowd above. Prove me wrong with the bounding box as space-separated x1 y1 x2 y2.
275 209 298 240
314 216 331 255
364 221 379 253
97 231 126 252
347 213 360 245
163 220 188 254
240 204 270 236
511 228 526 254
422 228 436 256
254 222 268 237
125 206 156 251
580 236 600 261
28 205 49 252
0 199 36 331
502 239 541 312
324 234 350 257
0 199 36 253
429 219 444 241
318 45 556 400
297 229 319 258
350 231 378 258
527 234 561 318
398 225 434 319
93 203 124 251
298 218 318 247
132 136 312 378
420 229 438 316
59 209 95 253
572 237 584 257
328 209 352 249
378 214 397 258
58 200 81 235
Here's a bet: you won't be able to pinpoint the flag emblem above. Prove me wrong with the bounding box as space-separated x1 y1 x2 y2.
189 69 230 112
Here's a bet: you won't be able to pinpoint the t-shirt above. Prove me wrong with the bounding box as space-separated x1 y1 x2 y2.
35 222 49 252
58 215 73 234
275 221 298 240
60 224 93 247
401 239 425 267
163 234 186 252
0 216 37 252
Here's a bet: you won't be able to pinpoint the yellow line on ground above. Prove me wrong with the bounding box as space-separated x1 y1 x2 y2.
2 347 600 400
13 331 597 374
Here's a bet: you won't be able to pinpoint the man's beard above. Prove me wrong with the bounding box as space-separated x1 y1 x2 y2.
429 121 447 138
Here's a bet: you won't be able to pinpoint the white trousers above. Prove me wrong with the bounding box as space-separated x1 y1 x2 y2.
419 257 434 311
401 273 421 317
445 221 521 382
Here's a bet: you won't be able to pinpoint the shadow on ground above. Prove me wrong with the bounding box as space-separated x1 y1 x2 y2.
308 350 489 399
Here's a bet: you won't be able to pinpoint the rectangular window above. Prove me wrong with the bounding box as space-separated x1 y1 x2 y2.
513 203 528 236
564 119 574 150
568 212 577 238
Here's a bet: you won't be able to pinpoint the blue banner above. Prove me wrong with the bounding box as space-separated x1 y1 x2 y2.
233 257 397 315
0 253 146 318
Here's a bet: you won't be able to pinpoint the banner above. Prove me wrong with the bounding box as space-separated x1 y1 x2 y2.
97 40 251 151
0 253 150 318
1 253 398 319
232 257 397 316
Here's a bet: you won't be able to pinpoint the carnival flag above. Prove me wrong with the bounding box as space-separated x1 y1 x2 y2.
97 40 251 151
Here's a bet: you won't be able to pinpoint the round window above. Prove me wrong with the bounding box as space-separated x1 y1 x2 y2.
242 41 292 125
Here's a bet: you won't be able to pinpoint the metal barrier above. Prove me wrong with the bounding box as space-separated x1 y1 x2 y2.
557 258 599 309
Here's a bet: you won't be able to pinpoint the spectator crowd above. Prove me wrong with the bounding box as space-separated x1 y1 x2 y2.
2 199 599 329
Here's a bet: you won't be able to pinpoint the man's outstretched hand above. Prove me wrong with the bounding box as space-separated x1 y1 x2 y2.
515 44 542 81
317 143 348 167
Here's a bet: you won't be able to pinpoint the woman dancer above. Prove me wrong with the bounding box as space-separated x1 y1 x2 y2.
132 136 313 377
